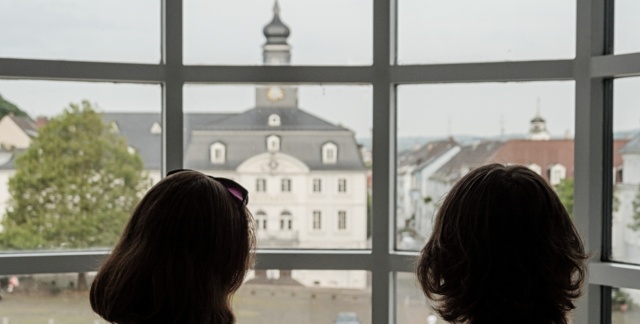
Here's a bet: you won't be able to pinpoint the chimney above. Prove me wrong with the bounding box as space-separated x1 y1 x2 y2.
35 116 49 129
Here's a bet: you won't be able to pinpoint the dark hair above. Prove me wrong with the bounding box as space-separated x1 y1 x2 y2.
416 164 587 324
90 170 255 324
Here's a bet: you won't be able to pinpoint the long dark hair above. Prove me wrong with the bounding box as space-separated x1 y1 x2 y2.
416 164 587 324
90 170 255 324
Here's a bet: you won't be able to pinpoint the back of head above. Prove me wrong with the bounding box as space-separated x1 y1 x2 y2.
416 164 587 324
90 170 254 324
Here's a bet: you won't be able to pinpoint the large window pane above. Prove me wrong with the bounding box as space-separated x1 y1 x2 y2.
236 269 371 323
612 287 640 323
612 77 640 264
396 82 575 251
184 84 372 249
184 0 372 65
396 272 440 324
397 0 576 64
615 0 640 55
0 0 161 63
0 80 161 251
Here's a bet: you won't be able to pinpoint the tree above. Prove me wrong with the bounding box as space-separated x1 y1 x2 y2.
0 94 28 119
555 178 574 218
628 185 640 231
1 101 148 252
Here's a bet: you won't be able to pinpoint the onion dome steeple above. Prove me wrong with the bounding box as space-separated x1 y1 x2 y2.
528 98 551 141
263 0 290 45
262 0 292 66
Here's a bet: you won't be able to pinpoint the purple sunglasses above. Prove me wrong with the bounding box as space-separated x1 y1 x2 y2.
166 169 249 207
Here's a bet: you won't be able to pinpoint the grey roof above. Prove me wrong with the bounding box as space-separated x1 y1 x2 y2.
102 113 162 170
9 115 38 137
103 109 364 172
430 141 505 184
398 138 458 170
263 1 290 45
621 133 640 154
200 107 349 132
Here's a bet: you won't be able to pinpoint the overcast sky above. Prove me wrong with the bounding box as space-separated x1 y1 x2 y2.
0 0 638 139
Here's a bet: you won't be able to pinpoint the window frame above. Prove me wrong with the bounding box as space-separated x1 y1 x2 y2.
0 1 638 323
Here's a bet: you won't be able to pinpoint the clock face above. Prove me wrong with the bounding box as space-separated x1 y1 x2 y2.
267 86 285 102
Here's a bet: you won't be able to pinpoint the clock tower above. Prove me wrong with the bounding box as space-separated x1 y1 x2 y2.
256 0 298 108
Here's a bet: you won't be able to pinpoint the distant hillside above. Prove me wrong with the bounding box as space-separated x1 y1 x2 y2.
0 94 28 119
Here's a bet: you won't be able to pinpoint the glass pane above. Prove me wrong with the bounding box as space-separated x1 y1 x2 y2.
396 272 441 324
0 0 161 64
397 0 576 64
236 269 371 323
615 0 640 55
184 0 372 65
0 80 161 251
0 272 106 323
612 77 640 264
184 84 372 249
396 82 575 251
612 287 640 323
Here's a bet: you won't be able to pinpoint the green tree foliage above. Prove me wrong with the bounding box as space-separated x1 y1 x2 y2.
0 94 28 119
628 185 640 231
0 101 148 250
555 178 574 218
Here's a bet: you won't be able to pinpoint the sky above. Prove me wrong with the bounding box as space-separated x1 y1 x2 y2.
0 0 638 139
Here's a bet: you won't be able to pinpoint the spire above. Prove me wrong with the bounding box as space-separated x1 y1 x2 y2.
263 0 290 46
528 97 550 140
274 0 280 16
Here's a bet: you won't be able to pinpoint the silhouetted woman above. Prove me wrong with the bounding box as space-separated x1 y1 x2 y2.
417 164 587 324
91 170 254 324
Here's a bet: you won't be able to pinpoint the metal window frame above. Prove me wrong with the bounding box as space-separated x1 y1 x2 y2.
0 0 639 323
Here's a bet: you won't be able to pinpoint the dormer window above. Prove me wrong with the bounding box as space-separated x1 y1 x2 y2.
210 142 226 164
150 122 162 134
528 163 542 175
268 114 281 127
109 122 120 133
267 135 280 152
322 142 338 164
548 163 567 185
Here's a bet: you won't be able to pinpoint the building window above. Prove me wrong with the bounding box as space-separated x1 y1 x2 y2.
150 122 162 134
312 211 322 230
255 211 268 230
267 134 280 152
528 163 542 175
338 178 347 193
338 211 347 230
281 178 291 192
548 163 567 186
280 210 292 230
312 178 322 193
256 178 267 192
322 142 338 164
209 142 226 164
268 114 281 126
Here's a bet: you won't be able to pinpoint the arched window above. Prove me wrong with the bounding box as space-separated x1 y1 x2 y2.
267 135 280 152
209 142 226 164
255 210 268 230
150 122 162 134
528 163 542 175
322 142 338 164
280 210 292 230
268 114 281 126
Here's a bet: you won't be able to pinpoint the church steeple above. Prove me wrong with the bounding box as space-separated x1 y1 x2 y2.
257 0 298 108
528 98 550 140
262 0 291 65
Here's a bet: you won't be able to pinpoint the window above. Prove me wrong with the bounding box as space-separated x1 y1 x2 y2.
312 178 322 193
312 211 322 230
255 210 268 231
256 178 267 192
548 163 567 186
338 211 347 230
267 135 280 152
280 210 292 230
209 142 226 164
528 163 542 175
338 178 347 193
322 142 338 164
281 178 291 192
2 1 635 323
268 114 281 126
150 122 162 134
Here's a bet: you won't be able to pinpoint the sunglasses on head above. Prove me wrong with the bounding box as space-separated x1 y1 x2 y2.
166 169 249 207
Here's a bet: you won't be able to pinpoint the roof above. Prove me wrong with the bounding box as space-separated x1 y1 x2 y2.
8 115 38 137
489 139 575 178
200 107 349 132
398 138 458 170
621 133 640 155
102 113 163 170
430 141 505 184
